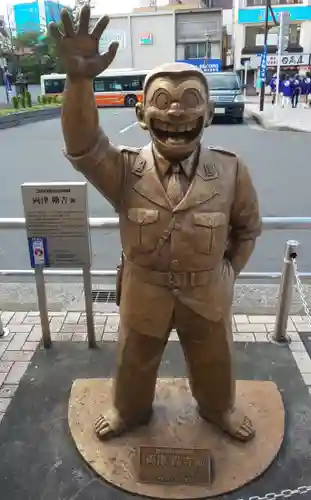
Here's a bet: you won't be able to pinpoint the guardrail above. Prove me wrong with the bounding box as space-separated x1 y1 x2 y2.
0 216 310 347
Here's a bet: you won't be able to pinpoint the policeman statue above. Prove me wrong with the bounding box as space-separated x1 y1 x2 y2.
50 6 262 443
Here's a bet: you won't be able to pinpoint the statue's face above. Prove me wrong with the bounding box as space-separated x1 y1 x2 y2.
137 75 212 159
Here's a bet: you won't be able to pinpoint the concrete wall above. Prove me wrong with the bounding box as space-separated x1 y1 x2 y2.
93 12 175 70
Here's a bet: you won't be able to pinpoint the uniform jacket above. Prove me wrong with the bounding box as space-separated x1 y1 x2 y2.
66 133 261 337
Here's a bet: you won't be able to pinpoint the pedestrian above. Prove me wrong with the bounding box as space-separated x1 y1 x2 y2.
280 74 292 107
291 74 301 108
269 73 277 105
302 72 311 107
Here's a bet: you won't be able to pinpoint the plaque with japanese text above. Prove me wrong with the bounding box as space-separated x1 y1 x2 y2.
21 182 91 268
138 446 213 485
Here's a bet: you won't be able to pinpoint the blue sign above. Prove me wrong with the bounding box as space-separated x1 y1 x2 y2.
177 59 222 73
28 237 49 268
238 5 311 23
259 46 267 82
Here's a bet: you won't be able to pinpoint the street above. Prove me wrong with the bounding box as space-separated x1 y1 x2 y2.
0 108 311 280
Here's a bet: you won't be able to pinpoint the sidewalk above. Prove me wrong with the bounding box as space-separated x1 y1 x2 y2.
246 101 311 132
0 310 311 423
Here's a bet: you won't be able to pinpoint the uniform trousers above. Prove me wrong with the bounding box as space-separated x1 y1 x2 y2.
112 300 235 420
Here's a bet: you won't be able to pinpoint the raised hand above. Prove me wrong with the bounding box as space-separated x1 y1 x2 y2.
49 5 119 80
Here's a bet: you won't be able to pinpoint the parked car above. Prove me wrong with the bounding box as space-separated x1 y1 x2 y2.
206 71 245 123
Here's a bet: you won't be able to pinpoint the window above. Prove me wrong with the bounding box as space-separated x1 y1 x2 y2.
185 43 207 59
44 78 65 94
245 24 301 46
94 75 146 92
246 0 302 5
206 73 241 90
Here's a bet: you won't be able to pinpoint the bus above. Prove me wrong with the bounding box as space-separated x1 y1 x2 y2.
40 68 148 107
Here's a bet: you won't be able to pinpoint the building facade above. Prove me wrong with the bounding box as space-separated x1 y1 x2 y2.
13 0 66 34
233 1 311 86
91 8 223 71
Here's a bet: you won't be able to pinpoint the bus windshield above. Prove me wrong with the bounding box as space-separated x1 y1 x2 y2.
206 73 241 91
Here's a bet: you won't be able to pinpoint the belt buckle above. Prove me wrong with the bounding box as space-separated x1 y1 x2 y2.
168 272 187 288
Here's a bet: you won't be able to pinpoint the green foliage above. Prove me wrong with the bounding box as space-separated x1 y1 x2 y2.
11 96 19 110
41 94 48 105
37 95 42 104
25 91 32 107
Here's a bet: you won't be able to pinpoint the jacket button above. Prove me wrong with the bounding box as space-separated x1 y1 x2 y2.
172 260 179 266
172 288 179 295
175 222 181 230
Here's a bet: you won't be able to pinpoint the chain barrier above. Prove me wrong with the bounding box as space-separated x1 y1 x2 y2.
292 258 311 329
236 485 311 500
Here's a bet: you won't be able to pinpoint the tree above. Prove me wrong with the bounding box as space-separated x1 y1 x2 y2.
71 0 94 30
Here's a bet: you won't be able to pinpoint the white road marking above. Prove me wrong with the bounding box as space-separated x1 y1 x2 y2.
119 122 139 134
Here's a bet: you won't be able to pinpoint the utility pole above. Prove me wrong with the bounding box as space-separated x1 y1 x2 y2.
259 0 279 112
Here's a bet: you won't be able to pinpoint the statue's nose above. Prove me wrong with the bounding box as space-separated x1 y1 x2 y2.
167 102 184 117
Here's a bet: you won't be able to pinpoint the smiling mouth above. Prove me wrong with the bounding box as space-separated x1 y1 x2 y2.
151 118 203 144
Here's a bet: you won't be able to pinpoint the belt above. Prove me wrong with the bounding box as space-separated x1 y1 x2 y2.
125 259 214 289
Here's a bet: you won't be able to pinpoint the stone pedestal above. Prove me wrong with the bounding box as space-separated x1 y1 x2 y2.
68 378 285 499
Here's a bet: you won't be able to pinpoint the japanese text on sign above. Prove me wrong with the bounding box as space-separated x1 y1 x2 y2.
22 182 91 269
138 446 212 485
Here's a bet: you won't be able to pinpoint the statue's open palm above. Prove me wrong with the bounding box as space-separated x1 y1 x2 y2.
49 5 118 79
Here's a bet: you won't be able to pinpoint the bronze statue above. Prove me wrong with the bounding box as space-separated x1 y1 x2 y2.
50 6 262 444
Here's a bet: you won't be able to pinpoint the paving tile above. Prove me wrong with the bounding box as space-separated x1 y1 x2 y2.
72 333 87 342
5 362 30 384
10 312 27 324
0 343 9 357
0 413 4 424
0 373 8 386
9 324 34 334
23 342 39 351
50 318 64 333
291 352 311 373
64 312 81 324
6 335 28 351
295 323 311 333
248 315 275 324
254 333 269 342
236 324 267 333
1 312 14 325
104 316 120 333
0 385 18 398
0 361 14 373
234 315 249 324
23 314 42 324
0 398 11 412
61 325 87 334
27 326 43 342
233 333 255 342
1 351 34 362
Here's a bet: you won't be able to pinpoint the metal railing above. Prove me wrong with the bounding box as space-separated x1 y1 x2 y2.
0 216 310 346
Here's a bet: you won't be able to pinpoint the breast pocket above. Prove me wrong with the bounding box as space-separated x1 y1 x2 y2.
127 208 160 253
192 212 227 255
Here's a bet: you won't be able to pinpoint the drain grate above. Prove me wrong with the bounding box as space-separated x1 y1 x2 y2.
91 290 117 304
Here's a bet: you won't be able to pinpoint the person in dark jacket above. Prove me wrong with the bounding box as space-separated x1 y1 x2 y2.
291 74 301 108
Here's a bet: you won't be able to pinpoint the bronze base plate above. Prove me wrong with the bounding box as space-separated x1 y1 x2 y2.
68 378 285 499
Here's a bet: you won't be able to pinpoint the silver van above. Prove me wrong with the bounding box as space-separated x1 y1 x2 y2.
206 71 245 123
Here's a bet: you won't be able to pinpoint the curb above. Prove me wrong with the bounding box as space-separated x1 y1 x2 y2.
250 110 310 133
0 107 61 130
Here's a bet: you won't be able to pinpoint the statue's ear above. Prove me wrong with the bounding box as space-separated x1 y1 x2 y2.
136 102 148 130
205 100 214 127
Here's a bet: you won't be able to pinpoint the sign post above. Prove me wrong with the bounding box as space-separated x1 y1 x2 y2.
275 11 290 109
21 182 95 349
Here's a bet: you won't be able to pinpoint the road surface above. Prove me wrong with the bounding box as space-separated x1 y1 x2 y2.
0 108 311 281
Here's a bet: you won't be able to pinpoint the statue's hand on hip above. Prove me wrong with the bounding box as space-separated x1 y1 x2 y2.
49 5 119 80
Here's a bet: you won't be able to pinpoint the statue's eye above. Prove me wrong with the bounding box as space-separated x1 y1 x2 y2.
181 90 201 108
152 90 171 110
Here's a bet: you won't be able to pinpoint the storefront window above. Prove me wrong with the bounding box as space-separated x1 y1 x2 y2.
185 43 207 59
245 24 301 46
246 0 302 5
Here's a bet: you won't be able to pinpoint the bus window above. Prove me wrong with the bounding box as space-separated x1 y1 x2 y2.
94 77 123 92
122 75 145 91
44 78 65 94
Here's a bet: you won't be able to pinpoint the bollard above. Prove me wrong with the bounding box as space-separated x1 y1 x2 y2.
270 240 300 344
0 316 10 338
